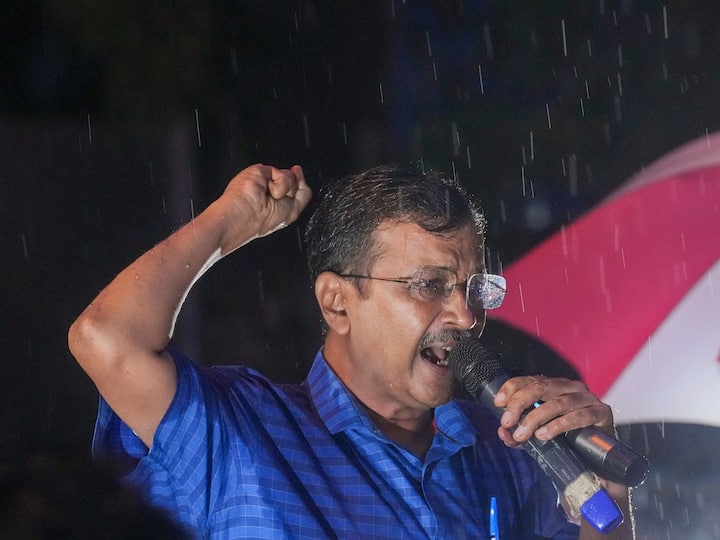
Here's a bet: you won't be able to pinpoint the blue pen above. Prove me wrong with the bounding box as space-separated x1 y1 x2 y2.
489 496 500 540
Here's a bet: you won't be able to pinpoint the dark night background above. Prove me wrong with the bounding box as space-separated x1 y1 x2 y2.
2 1 719 537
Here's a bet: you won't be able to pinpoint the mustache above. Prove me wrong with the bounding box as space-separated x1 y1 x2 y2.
418 329 471 350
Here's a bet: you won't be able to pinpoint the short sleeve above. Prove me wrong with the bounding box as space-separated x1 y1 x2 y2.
91 349 230 533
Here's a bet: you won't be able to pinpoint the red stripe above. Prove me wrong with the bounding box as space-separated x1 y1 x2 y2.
491 169 720 395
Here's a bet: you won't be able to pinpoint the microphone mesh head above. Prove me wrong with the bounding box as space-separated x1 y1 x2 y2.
448 337 502 397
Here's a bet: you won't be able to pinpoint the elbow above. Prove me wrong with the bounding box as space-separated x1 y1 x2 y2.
68 308 119 378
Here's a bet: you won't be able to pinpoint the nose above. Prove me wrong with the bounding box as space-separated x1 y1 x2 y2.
441 285 483 332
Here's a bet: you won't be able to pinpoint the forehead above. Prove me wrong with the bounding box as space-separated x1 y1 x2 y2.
371 221 484 273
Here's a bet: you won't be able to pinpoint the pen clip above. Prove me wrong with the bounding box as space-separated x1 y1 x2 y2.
489 496 499 540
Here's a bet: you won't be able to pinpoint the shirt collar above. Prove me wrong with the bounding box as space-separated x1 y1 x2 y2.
307 349 478 447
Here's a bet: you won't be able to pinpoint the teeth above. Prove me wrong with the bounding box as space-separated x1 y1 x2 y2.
436 358 449 367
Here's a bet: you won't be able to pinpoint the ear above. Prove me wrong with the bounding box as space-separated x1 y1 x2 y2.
314 271 352 335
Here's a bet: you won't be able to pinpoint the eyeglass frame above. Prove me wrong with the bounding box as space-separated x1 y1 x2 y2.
336 266 507 311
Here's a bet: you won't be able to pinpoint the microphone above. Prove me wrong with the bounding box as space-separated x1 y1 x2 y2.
448 337 626 534
448 337 648 487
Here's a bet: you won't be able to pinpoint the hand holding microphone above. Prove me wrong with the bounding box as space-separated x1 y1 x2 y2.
448 337 649 534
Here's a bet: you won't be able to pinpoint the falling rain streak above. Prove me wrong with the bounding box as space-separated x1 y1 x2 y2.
195 109 202 147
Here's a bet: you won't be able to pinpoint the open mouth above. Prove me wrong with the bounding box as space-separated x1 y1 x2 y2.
420 345 452 367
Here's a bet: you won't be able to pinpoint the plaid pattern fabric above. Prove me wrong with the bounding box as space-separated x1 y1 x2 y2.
93 350 579 539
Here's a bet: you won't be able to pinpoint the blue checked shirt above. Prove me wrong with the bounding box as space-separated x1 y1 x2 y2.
93 349 580 539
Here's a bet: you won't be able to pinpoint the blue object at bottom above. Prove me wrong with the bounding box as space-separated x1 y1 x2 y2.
580 489 624 533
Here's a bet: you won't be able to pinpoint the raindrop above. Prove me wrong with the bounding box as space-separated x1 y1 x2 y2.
645 13 652 34
466 145 472 168
195 109 202 147
580 97 585 116
530 131 535 160
425 30 432 57
499 200 507 223
617 44 623 67
545 104 552 129
87 114 93 144
451 122 460 156
561 19 568 57
663 5 669 39
598 254 607 294
477 64 485 94
342 122 348 145
518 282 526 313
191 199 196 235
21 233 28 259
378 82 385 104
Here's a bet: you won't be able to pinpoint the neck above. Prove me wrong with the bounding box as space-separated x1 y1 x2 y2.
363 405 436 461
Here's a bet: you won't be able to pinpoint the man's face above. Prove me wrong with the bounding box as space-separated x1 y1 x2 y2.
338 220 484 419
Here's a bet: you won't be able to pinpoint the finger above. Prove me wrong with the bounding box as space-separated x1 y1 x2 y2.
290 165 312 207
513 393 611 443
496 375 555 429
267 167 299 200
533 402 614 440
497 426 522 448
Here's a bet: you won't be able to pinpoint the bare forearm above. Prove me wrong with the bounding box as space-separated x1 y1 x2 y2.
71 201 240 358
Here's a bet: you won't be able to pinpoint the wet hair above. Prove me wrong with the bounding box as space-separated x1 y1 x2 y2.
305 164 485 286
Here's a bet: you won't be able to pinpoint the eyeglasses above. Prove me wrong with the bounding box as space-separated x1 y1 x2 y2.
338 266 507 310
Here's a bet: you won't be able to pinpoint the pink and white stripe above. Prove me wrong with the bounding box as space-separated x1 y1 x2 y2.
492 133 720 426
